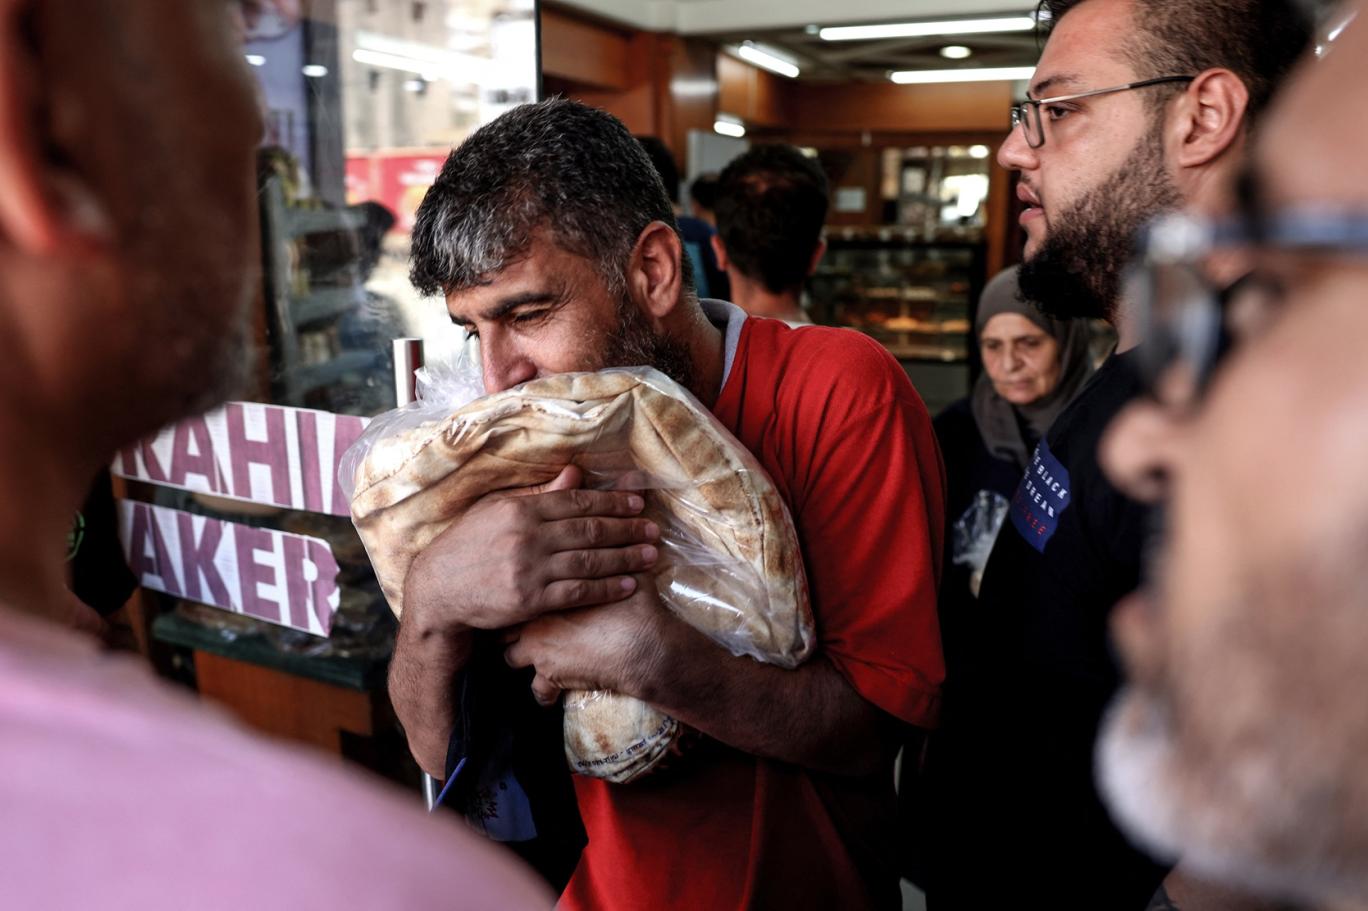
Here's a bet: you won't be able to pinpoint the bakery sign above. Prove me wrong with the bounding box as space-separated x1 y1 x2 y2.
113 402 371 635
119 501 340 636
112 402 368 518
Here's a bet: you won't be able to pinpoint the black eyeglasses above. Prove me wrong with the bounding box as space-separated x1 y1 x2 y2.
1128 194 1368 404
1010 76 1195 149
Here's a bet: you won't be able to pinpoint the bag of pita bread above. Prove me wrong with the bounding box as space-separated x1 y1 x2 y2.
343 361 814 783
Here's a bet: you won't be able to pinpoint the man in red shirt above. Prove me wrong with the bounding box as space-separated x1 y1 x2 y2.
394 98 945 908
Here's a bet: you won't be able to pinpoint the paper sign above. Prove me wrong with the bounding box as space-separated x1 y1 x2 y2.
112 403 369 518
118 500 340 636
835 186 868 214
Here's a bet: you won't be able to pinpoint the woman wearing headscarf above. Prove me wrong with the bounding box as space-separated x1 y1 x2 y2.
934 265 1095 604
899 265 1095 889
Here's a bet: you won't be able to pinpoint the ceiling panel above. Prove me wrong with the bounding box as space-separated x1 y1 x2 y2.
553 0 1037 34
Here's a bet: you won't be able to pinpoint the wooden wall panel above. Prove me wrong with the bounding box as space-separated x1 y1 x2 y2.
786 81 1014 133
666 38 720 167
540 5 632 90
716 53 787 127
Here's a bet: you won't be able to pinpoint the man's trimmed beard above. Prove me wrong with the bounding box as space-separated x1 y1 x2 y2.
1019 126 1182 322
601 293 696 393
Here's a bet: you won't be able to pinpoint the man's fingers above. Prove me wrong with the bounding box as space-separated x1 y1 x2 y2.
534 487 649 521
530 675 562 707
545 544 658 581
541 575 638 611
545 516 659 552
497 464 584 501
542 464 583 493
505 637 531 669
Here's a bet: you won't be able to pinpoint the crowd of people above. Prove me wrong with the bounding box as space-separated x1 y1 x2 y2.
5 0 1368 909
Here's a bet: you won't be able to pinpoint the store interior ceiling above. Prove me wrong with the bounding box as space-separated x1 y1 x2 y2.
556 1 1041 81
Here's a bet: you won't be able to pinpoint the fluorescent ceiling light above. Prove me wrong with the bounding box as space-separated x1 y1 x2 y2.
735 43 800 79
714 117 746 138
890 66 1035 84
821 16 1034 42
244 54 266 67
353 30 488 82
302 64 329 78
939 45 972 60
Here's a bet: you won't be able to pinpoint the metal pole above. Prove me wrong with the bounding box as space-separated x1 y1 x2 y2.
422 773 440 812
391 338 439 811
393 338 424 408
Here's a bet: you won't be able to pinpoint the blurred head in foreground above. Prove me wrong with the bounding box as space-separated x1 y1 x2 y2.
1097 6 1368 905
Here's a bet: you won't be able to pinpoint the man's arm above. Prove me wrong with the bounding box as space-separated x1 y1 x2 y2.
643 613 900 776
505 588 901 777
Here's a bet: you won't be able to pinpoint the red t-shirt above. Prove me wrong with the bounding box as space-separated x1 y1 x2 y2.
561 316 946 910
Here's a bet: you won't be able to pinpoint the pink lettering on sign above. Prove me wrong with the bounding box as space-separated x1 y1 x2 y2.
308 539 340 631
175 510 230 606
169 418 223 493
297 410 325 514
226 404 291 506
331 415 367 513
116 440 170 484
118 501 340 636
126 500 181 597
111 403 371 517
234 524 281 624
282 535 311 630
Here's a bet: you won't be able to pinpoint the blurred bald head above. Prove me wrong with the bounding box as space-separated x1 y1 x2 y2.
1256 4 1368 206
1096 5 1368 907
0 0 261 460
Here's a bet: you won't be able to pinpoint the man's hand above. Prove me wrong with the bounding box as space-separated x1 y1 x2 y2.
402 465 661 632
503 581 671 706
505 580 898 777
389 464 660 777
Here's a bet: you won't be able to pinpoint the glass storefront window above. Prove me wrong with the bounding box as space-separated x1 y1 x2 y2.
145 0 538 663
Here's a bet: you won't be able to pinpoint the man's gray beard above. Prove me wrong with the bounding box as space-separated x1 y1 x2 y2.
1018 127 1182 322
1097 583 1368 908
601 294 696 392
1097 687 1340 905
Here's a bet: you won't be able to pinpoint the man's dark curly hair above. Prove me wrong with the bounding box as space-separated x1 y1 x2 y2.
1036 0 1312 122
409 98 691 298
714 145 829 295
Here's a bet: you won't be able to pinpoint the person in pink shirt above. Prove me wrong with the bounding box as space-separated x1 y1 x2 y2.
0 2 546 907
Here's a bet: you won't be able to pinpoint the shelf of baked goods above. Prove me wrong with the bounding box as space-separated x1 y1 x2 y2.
827 289 972 363
849 318 971 363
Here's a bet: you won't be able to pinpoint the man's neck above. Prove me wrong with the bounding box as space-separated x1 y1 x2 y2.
726 271 804 323
679 301 726 410
1112 296 1142 354
0 410 93 620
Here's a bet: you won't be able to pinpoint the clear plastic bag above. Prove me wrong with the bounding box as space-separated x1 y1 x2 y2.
342 356 813 782
951 489 1011 598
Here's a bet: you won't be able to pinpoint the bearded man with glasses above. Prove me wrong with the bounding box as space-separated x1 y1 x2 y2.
915 1 1312 907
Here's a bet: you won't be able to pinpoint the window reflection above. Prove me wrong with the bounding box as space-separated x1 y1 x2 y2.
243 0 536 416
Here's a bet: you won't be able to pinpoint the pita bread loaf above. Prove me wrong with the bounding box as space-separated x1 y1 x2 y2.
350 368 814 783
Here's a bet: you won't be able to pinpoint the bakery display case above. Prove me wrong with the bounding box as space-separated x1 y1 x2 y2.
810 232 985 364
809 142 991 374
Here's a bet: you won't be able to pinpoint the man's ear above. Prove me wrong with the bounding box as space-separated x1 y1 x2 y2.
710 232 730 272
628 221 685 320
0 0 109 254
1167 68 1249 170
807 238 828 277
